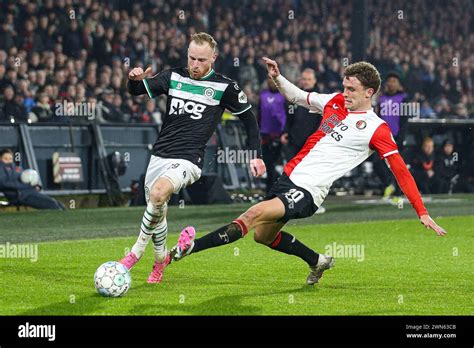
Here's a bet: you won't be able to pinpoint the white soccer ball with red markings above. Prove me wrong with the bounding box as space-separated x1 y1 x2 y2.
94 261 131 297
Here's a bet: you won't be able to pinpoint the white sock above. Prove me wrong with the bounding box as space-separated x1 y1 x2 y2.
130 231 153 259
152 218 168 262
131 202 167 259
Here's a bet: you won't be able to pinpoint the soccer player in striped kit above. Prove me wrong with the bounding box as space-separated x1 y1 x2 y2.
119 33 266 283
170 57 447 285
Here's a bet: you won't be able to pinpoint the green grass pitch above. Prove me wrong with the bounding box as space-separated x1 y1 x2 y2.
0 194 473 315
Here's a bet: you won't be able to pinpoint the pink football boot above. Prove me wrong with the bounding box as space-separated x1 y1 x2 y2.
170 226 196 261
119 251 140 270
147 253 171 283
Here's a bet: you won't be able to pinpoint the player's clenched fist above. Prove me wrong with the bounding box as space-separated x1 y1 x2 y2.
128 66 153 80
262 57 280 78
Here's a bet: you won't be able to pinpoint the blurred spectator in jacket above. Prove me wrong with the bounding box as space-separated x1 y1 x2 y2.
411 137 438 194
280 51 300 84
375 72 409 199
1 85 28 122
139 99 162 125
280 68 322 160
31 93 53 122
378 72 410 147
259 78 287 193
435 139 460 193
97 89 127 123
0 148 64 210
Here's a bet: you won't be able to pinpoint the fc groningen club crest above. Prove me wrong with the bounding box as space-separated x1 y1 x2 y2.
204 87 215 98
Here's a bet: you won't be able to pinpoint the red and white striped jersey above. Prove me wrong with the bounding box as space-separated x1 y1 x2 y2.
285 92 398 207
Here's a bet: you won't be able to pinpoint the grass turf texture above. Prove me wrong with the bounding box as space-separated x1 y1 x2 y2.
0 194 473 315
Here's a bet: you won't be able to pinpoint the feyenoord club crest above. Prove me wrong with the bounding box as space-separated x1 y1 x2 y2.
356 120 367 129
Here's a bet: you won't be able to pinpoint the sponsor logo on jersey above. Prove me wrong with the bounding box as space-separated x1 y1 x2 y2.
170 97 206 119
320 114 341 134
332 103 339 109
320 114 348 141
356 120 367 129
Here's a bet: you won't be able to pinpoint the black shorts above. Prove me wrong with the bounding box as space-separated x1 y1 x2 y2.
265 173 318 223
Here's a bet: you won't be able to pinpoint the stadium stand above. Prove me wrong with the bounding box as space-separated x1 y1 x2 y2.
0 0 472 201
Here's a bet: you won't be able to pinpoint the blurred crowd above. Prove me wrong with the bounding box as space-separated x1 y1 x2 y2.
409 137 460 194
0 0 472 125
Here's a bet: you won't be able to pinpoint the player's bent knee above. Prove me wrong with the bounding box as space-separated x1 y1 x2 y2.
253 231 272 245
149 178 174 206
240 205 264 228
149 187 170 206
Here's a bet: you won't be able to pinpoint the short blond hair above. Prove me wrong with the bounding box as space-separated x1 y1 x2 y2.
190 32 217 52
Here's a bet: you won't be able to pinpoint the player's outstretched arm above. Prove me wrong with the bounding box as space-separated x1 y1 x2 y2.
262 57 312 109
127 67 153 96
386 153 447 236
221 78 266 177
235 108 266 177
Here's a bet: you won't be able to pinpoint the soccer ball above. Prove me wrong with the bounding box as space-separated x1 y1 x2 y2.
94 261 131 297
20 169 39 186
